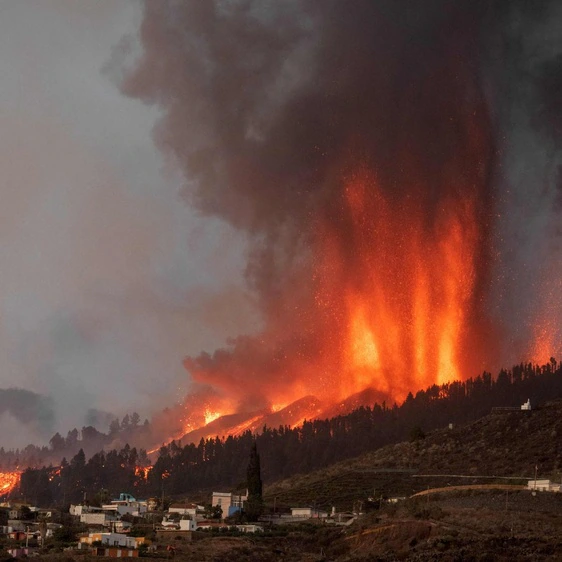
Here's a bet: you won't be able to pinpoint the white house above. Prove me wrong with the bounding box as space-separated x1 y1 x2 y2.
212 491 247 517
80 512 117 527
290 507 328 519
102 493 147 517
234 524 263 533
521 399 531 410
79 532 146 549
527 479 560 492
168 503 198 517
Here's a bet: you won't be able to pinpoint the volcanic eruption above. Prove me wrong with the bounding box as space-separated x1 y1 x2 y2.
120 1 562 439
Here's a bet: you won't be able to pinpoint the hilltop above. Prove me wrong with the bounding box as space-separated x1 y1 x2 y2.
6 398 562 561
265 399 562 510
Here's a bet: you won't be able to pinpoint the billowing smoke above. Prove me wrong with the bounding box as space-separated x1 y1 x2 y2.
0 388 54 448
121 1 562 422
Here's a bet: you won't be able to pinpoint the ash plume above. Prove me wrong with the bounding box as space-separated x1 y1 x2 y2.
121 1 562 416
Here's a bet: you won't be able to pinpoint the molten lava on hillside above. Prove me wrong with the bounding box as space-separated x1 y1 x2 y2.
0 471 20 497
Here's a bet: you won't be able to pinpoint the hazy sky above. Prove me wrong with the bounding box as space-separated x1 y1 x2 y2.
0 0 258 447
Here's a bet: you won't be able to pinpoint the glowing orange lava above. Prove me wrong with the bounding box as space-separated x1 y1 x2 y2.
135 466 153 479
225 415 264 436
48 466 63 482
204 409 221 425
0 471 20 496
312 169 483 403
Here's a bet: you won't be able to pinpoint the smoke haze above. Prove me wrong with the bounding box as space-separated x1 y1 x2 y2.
0 1 259 447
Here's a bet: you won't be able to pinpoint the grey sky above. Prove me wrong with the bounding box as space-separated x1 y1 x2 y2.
0 0 258 447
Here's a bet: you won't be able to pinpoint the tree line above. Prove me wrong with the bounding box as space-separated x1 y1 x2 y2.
0 412 149 471
14 358 562 507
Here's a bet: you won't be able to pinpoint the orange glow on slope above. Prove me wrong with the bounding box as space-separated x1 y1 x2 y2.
0 471 20 495
135 465 153 479
225 415 266 436
48 466 63 482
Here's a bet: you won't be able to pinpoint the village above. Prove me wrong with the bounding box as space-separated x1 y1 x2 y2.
2 475 560 558
0 488 361 558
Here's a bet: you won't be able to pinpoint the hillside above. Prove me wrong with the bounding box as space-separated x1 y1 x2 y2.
264 400 562 510
13 362 562 506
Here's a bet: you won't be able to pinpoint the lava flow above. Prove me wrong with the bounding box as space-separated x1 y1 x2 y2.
0 470 20 496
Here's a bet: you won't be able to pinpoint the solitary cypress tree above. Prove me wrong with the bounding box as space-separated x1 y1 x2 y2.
246 440 263 521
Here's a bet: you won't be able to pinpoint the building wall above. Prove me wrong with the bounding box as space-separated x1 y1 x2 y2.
527 479 555 491
169 506 197 517
212 493 232 515
81 533 144 549
179 519 196 531
80 513 112 526
93 547 139 557
291 508 313 518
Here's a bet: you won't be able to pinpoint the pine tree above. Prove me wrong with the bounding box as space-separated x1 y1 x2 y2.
245 440 263 521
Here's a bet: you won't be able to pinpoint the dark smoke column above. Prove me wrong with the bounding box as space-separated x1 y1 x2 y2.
120 1 562 416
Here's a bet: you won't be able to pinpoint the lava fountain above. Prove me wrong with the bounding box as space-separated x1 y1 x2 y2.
122 1 561 441
315 166 488 402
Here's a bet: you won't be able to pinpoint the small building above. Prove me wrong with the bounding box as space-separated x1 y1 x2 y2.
527 479 559 492
234 524 263 533
212 491 247 518
102 493 148 517
168 502 198 517
521 399 531 410
80 512 117 527
290 507 328 519
79 532 146 549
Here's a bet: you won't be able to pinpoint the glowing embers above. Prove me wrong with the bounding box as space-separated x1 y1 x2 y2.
349 307 380 370
204 409 221 426
0 471 20 495
270 403 287 413
134 465 153 479
48 466 63 482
